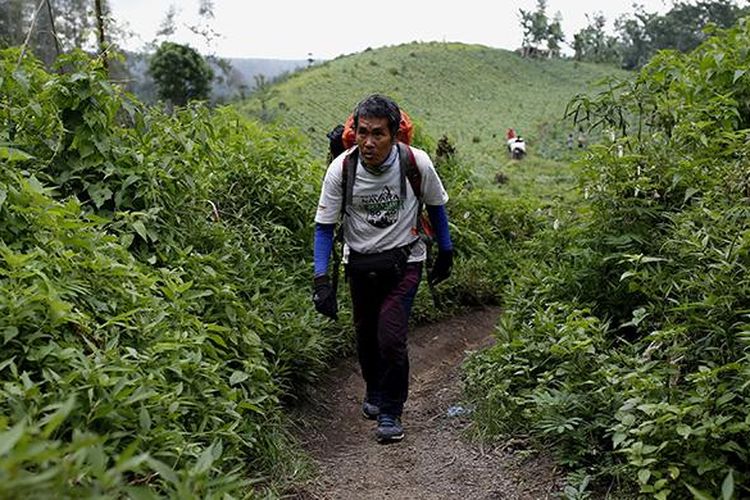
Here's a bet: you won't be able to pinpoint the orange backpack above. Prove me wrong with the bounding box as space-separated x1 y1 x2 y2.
340 110 414 149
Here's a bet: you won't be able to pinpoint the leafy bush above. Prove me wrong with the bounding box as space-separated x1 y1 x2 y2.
0 49 338 496
465 18 750 500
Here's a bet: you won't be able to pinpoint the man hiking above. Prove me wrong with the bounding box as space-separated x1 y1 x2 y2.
312 94 454 443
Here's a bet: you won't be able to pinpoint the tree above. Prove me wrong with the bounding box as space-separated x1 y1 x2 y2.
0 0 32 49
615 6 656 70
146 2 242 105
614 0 748 70
94 0 107 71
1 0 124 69
573 13 620 64
547 11 565 57
252 74 278 122
649 0 743 53
519 0 550 50
155 4 177 39
149 41 213 107
518 0 564 58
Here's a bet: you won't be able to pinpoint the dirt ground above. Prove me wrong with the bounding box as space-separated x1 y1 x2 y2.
291 307 564 500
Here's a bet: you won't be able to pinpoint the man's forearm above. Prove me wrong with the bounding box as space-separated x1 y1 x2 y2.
313 223 335 277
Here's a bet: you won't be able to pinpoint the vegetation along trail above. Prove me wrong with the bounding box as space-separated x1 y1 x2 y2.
6 2 749 497
293 307 562 499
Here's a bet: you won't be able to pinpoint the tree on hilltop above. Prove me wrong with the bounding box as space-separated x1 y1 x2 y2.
519 0 549 51
573 13 620 64
518 0 564 58
547 11 565 57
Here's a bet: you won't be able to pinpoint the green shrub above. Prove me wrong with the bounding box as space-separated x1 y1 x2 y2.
0 49 334 497
466 18 750 499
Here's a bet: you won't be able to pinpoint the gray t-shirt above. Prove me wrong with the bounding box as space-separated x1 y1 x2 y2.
315 144 449 262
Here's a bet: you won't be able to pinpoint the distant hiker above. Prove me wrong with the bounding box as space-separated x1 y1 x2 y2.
312 94 453 443
506 128 526 160
506 127 517 146
577 128 587 148
510 137 526 159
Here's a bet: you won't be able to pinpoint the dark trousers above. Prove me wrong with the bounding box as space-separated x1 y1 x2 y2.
349 263 422 417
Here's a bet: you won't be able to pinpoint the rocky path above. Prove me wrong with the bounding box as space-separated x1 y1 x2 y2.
293 307 563 499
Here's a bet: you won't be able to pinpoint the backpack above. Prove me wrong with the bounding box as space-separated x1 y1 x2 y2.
341 110 414 150
326 111 415 161
326 124 346 161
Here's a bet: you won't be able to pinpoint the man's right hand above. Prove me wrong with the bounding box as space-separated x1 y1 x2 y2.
313 275 338 320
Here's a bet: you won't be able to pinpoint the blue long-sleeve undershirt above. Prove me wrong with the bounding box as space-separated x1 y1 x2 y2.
313 223 335 277
313 204 452 277
427 204 453 251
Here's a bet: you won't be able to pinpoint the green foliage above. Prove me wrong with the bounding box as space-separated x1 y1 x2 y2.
0 48 337 497
1 42 581 496
614 1 749 70
573 13 620 65
0 32 634 500
465 18 750 499
149 42 214 106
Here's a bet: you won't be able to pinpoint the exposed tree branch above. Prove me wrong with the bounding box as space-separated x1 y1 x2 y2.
94 0 108 73
45 0 62 57
18 0 47 66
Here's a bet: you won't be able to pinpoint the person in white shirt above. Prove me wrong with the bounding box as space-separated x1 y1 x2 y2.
506 128 526 159
312 94 454 443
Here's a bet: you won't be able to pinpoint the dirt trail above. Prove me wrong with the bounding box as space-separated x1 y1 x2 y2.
292 307 563 499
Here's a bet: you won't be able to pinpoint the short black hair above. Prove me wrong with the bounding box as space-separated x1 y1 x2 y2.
352 94 401 138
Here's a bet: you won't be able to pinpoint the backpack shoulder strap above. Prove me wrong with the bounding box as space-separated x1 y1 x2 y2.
397 142 433 239
397 142 421 201
342 143 421 215
341 148 358 218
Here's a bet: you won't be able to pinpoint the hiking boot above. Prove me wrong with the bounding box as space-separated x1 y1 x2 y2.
362 400 380 420
375 414 404 443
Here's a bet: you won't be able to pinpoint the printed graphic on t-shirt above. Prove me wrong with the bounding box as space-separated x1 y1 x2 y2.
358 185 402 228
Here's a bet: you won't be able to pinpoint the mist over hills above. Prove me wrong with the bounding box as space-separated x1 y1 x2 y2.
227 57 309 82
124 53 308 103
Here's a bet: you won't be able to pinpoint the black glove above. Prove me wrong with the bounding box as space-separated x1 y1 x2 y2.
428 249 453 286
312 275 338 320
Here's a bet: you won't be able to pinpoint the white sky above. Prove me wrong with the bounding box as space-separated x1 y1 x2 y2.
109 0 672 60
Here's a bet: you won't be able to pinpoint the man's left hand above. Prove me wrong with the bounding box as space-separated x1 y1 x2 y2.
313 275 338 320
428 249 453 286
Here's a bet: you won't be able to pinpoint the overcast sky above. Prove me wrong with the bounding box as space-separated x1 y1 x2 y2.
109 0 671 60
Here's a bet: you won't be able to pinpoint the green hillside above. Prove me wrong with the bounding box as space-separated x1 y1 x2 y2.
240 41 626 169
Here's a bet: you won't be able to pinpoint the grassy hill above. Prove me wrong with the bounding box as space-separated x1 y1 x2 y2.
239 41 627 174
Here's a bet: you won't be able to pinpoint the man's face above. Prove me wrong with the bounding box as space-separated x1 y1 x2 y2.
355 116 395 167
